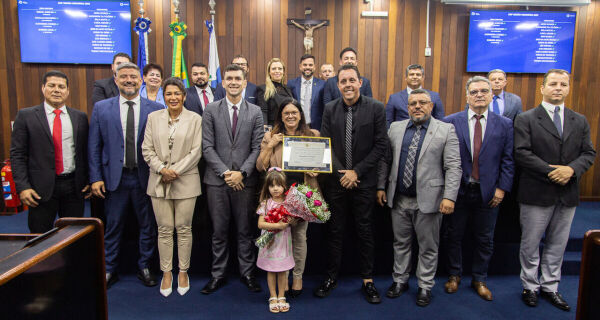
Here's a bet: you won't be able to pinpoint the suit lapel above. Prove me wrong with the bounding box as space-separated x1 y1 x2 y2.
418 119 439 162
233 100 249 144
401 90 409 107
294 78 302 100
170 109 188 160
458 110 472 156
220 99 234 142
111 98 124 141
311 79 320 104
67 107 79 146
34 104 53 144
480 111 496 155
535 105 561 140
138 99 151 143
110 79 119 97
562 107 576 142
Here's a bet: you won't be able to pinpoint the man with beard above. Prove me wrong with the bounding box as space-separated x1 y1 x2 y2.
215 55 258 104
185 62 216 116
89 62 163 289
287 54 325 130
91 52 132 105
377 89 461 307
319 63 335 81
322 47 372 106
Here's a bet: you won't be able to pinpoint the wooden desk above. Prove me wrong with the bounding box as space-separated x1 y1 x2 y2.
576 230 600 320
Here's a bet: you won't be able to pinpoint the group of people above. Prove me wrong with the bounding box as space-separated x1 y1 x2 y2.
9 47 595 313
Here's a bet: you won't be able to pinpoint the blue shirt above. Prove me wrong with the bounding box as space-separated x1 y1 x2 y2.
488 91 505 115
396 118 430 196
140 84 166 107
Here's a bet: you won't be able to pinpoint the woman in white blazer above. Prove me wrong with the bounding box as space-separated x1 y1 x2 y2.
142 77 202 297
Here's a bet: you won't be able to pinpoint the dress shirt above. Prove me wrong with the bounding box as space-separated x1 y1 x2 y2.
300 77 313 124
468 108 488 161
44 102 75 174
396 118 430 197
119 95 141 165
406 86 422 96
195 85 214 111
225 96 242 124
541 101 564 131
488 91 505 115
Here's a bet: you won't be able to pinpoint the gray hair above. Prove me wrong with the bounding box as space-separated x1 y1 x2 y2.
409 88 431 100
116 62 140 73
406 64 425 76
465 76 492 96
487 69 506 78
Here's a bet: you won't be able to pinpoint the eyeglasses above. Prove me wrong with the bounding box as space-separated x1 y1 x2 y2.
468 89 490 96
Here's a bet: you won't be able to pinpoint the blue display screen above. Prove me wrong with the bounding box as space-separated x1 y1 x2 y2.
466 10 576 74
17 0 132 64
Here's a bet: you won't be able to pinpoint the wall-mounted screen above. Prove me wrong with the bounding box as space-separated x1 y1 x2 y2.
17 0 132 64
466 10 576 73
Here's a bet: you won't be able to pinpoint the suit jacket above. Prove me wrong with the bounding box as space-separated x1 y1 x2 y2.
385 89 445 127
443 110 514 204
256 83 294 126
514 105 595 207
322 75 373 106
287 76 326 130
142 108 203 199
88 96 163 191
184 86 216 116
214 81 258 105
501 91 523 122
10 104 89 201
321 96 388 189
377 118 462 213
91 77 119 105
201 99 264 187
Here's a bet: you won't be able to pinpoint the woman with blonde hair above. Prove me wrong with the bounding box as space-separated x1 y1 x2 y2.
256 58 293 126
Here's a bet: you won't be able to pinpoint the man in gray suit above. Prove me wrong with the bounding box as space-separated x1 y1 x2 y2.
377 89 461 307
487 69 522 121
201 64 265 294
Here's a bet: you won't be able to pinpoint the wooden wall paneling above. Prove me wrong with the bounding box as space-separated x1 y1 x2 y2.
385 0 398 100
325 0 336 65
431 1 443 94
0 0 8 158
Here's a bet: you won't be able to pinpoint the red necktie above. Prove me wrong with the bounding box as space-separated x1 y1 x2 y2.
472 114 483 180
52 109 64 175
202 90 209 110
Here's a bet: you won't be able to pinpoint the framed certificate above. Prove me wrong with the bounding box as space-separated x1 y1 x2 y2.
282 136 332 173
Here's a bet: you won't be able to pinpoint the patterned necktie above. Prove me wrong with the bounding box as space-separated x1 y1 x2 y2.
232 105 238 139
472 114 483 180
492 95 500 115
125 101 136 169
52 109 63 175
303 80 312 112
402 125 422 188
553 106 562 138
345 106 353 169
202 89 209 110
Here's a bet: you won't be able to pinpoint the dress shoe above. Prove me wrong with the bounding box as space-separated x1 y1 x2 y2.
444 275 461 294
362 282 381 304
201 278 226 294
521 289 537 307
540 291 570 311
471 281 493 301
386 282 409 298
416 288 432 307
137 268 158 287
105 272 119 289
241 275 262 292
314 278 337 298
160 275 172 297
177 272 190 296
288 288 303 298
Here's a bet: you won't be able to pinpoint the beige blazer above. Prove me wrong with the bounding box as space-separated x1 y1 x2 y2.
256 129 320 189
142 108 203 199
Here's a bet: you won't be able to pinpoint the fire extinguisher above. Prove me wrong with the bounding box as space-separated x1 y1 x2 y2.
2 159 22 212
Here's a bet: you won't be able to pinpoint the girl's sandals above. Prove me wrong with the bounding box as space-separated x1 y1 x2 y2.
268 297 279 313
278 297 290 313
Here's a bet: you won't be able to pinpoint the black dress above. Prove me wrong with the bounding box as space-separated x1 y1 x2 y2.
256 82 293 126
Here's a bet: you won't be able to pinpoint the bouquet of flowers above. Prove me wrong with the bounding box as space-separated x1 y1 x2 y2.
255 205 291 248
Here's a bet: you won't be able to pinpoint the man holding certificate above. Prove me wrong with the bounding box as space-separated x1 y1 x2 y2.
315 65 388 304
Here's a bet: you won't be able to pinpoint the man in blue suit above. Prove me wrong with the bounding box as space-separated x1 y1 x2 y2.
442 76 514 301
214 55 258 104
385 64 444 127
487 69 522 122
322 47 372 106
287 54 325 130
89 62 163 289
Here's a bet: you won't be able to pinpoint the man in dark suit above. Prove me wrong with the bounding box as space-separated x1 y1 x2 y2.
314 65 387 304
184 62 216 116
385 64 444 127
201 64 264 294
91 52 132 105
287 54 325 130
515 69 595 311
10 70 90 233
487 69 522 122
442 76 514 301
322 47 373 106
89 62 163 289
214 55 258 104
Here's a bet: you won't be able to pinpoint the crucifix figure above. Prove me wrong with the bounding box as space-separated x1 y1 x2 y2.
287 8 329 54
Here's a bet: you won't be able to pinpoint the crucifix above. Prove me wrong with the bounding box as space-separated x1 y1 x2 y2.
287 8 329 54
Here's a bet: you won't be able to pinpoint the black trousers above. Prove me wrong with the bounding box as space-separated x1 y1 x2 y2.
325 187 376 280
28 174 84 233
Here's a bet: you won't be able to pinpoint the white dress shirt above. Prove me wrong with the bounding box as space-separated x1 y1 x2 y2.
300 77 313 124
541 101 564 131
468 108 488 161
44 102 75 174
225 96 242 124
406 86 422 95
119 95 141 165
195 85 214 111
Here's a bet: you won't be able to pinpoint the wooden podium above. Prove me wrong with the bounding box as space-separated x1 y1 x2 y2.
577 230 600 320
0 218 106 319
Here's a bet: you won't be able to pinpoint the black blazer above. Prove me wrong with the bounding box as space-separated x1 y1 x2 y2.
184 86 216 116
514 105 596 207
256 83 293 126
91 77 119 105
10 104 89 201
320 96 388 189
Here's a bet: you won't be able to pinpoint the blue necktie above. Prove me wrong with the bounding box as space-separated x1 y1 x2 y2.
553 106 562 138
492 95 500 115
